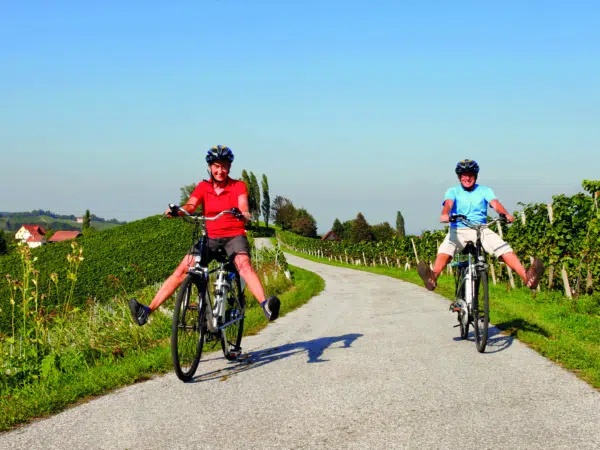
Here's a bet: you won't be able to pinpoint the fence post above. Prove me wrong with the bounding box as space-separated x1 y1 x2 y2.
411 238 419 264
561 264 573 299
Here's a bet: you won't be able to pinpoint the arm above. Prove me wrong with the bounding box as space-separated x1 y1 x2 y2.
440 200 454 223
490 199 514 223
237 193 252 222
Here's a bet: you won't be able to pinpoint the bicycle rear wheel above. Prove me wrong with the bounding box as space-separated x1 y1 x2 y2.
172 275 206 381
472 270 489 353
220 273 245 361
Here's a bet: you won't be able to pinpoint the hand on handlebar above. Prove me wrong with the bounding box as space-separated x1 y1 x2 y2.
440 214 450 223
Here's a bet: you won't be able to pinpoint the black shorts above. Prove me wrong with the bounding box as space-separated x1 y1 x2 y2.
206 235 251 263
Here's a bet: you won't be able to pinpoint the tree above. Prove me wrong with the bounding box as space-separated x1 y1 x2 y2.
351 212 373 243
83 209 91 230
271 196 297 230
261 174 271 227
241 170 254 219
396 210 406 239
341 220 354 241
331 218 344 239
249 172 261 224
179 183 196 205
292 208 318 237
0 230 8 255
371 222 395 241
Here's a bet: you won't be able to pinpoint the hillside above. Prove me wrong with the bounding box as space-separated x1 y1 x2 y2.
0 214 195 331
0 210 126 232
0 216 120 232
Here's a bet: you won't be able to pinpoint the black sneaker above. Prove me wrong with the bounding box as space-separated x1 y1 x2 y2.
129 298 151 326
261 296 280 322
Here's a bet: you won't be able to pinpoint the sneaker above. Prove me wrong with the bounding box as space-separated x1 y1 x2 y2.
129 298 151 326
261 296 280 322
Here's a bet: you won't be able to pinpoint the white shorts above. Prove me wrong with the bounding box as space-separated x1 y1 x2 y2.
438 228 512 258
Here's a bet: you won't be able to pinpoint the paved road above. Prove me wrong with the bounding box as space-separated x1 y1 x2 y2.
1 239 599 449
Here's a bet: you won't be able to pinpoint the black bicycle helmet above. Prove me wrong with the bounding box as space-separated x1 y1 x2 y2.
455 159 480 176
206 145 234 164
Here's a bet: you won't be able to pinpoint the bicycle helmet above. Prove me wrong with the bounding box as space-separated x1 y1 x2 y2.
206 145 234 164
455 159 480 176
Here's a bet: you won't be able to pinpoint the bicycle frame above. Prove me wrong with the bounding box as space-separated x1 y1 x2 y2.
168 204 246 335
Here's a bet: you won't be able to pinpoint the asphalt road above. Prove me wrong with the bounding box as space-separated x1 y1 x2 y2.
1 240 599 449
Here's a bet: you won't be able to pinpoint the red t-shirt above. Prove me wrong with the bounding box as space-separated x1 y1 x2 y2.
189 177 247 238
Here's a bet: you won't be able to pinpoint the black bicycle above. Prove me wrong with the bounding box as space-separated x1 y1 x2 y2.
449 213 507 353
167 204 246 382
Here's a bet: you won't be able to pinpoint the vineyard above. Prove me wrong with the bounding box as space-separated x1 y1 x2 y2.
278 180 600 297
0 215 286 332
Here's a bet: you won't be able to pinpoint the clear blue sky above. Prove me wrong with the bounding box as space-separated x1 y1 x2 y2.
2 1 599 234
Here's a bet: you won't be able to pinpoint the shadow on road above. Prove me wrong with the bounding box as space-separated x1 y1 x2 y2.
190 333 363 383
453 324 514 353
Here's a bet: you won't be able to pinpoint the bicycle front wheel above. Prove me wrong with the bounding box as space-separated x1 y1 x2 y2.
472 270 489 353
220 274 245 361
171 275 206 381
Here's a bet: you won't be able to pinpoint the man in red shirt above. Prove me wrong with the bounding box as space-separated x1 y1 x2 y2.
129 145 280 326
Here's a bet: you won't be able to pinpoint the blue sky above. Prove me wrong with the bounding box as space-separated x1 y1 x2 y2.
2 1 599 234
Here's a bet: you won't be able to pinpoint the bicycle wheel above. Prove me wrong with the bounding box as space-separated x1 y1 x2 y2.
220 273 245 361
472 269 489 353
171 275 206 381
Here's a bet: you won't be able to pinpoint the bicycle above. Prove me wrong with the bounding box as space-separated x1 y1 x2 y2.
166 204 247 382
448 213 507 353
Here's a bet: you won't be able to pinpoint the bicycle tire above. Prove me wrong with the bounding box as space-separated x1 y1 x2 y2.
171 275 206 381
473 269 489 353
220 273 245 361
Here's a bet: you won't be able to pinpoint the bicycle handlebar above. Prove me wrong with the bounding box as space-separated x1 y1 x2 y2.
166 204 245 222
448 213 507 230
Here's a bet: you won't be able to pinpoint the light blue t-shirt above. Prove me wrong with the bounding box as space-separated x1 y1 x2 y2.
443 184 497 228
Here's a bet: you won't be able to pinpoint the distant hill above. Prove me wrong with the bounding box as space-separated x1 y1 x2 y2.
0 210 126 232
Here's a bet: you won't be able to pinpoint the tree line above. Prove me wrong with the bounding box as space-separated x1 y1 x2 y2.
328 210 406 243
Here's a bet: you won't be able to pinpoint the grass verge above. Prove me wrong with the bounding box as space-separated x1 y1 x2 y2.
282 245 600 390
0 264 324 433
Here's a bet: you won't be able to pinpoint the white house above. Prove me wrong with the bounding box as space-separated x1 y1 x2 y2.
15 225 47 248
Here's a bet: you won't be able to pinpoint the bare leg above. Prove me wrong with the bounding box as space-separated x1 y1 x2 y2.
432 253 453 280
499 252 527 283
148 255 194 311
234 253 266 304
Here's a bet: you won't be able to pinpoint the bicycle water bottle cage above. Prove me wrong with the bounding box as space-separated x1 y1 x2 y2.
461 242 477 256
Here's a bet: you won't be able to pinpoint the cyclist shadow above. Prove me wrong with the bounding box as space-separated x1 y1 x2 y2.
453 325 514 353
453 318 550 354
190 333 363 383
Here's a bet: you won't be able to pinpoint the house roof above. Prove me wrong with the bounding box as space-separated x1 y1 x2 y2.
21 224 46 235
321 230 339 241
26 233 45 242
48 231 82 242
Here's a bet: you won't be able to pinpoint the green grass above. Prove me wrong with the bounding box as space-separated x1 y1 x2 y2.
282 245 600 390
0 264 324 432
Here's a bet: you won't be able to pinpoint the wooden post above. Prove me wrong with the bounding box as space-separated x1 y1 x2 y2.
497 222 515 288
411 238 419 264
547 203 555 290
530 256 540 291
561 264 573 299
362 252 367 266
547 203 554 224
345 249 348 264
